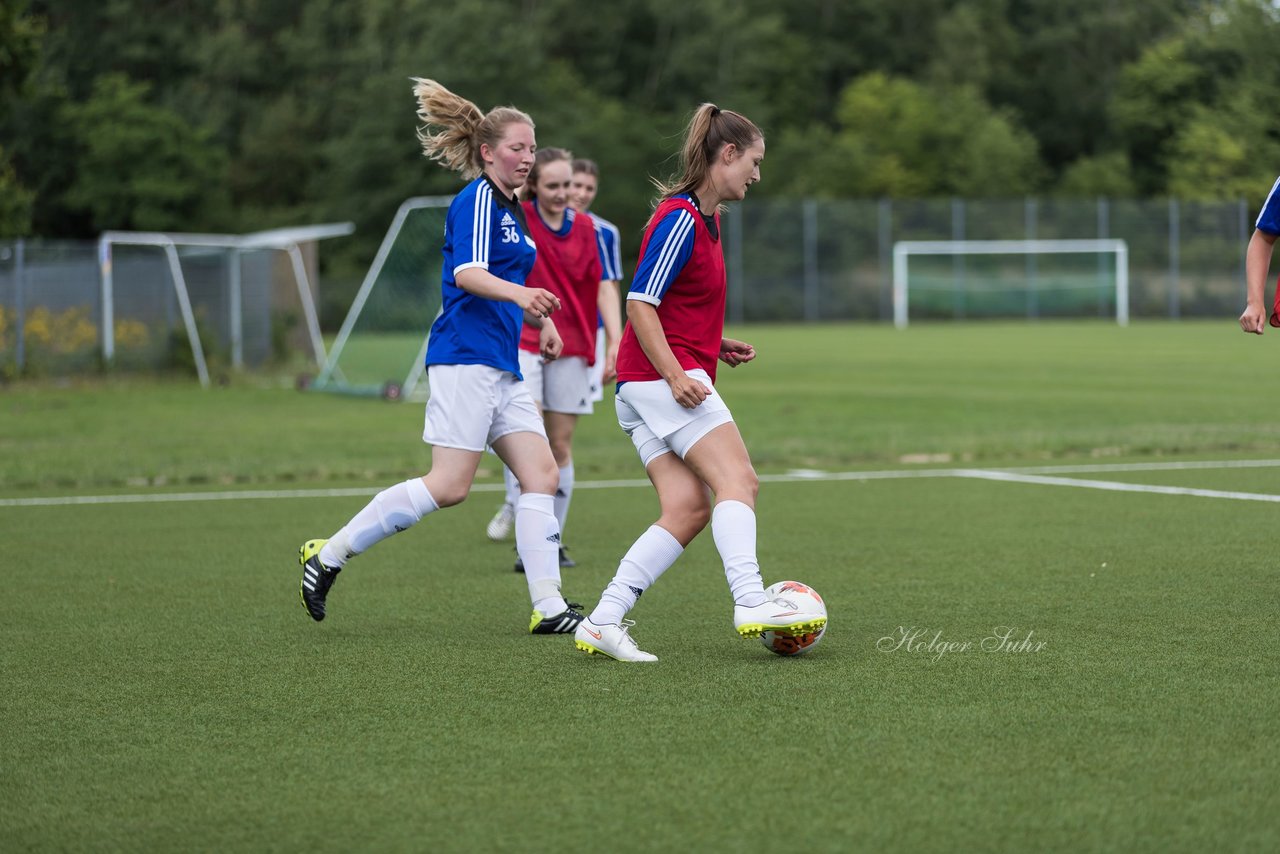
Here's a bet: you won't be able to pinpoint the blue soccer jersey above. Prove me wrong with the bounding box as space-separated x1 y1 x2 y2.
588 212 624 282
428 175 538 377
1257 177 1280 235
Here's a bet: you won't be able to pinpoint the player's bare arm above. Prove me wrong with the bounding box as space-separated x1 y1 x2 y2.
599 279 622 383
455 267 561 317
627 300 709 408
1241 229 1278 334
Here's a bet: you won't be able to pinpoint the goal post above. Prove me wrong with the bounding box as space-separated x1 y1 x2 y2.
892 239 1129 329
310 196 452 400
98 224 352 386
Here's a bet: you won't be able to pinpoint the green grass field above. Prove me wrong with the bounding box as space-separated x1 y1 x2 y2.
3 321 1279 852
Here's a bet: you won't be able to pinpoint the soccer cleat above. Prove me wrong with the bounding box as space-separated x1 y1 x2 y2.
733 596 827 639
529 602 584 634
574 618 658 662
298 538 341 622
513 545 576 574
486 503 515 541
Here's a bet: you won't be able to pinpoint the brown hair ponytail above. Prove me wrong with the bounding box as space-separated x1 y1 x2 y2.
652 103 761 200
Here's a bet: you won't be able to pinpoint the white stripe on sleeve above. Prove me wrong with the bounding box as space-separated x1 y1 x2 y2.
473 182 493 266
645 211 694 300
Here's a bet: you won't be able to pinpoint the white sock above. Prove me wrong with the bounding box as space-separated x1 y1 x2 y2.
319 478 438 568
516 492 566 614
503 465 520 511
712 500 767 607
554 461 574 539
590 525 684 626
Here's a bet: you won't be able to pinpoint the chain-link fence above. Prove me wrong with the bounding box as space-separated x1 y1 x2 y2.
0 198 1254 378
723 197 1250 323
1 231 343 379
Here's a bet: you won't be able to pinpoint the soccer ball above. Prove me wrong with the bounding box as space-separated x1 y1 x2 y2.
759 580 827 656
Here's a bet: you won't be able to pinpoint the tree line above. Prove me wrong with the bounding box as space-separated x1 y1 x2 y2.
3 0 1278 285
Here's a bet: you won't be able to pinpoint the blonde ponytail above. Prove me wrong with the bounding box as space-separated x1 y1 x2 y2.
412 78 535 180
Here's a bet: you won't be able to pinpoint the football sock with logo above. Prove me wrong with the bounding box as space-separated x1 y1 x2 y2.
711 499 768 607
502 465 520 513
516 492 567 615
554 461 574 537
319 478 438 568
590 524 684 626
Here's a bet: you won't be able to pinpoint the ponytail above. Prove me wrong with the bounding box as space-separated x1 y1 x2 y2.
652 103 761 201
412 78 534 180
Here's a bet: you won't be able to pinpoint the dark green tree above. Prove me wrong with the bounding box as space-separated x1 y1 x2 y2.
62 74 231 232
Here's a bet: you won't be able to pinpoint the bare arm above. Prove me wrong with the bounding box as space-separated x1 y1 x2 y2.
598 279 622 383
626 299 710 408
1241 229 1277 334
455 267 560 318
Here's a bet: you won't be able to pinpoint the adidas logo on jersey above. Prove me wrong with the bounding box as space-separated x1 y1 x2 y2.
501 212 516 227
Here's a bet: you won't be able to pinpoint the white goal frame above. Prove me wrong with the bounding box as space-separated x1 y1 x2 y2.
99 224 352 386
313 196 452 400
892 239 1129 329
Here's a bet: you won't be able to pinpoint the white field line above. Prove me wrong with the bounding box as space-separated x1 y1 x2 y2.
1001 458 1280 475
2 458 1279 508
955 468 1280 503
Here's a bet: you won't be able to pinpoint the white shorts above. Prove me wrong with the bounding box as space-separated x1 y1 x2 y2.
615 368 734 466
518 350 594 415
588 326 607 402
422 363 546 452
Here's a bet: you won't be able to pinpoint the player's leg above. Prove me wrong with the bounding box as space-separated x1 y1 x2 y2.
540 356 593 567
299 363 494 622
488 351 545 543
300 447 480 622
492 429 581 633
543 409 579 566
575 390 710 662
576 454 709 662
681 423 826 639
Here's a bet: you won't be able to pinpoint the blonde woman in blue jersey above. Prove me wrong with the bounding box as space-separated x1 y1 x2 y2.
297 79 584 636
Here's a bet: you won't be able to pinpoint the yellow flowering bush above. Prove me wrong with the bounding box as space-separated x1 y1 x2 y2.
23 305 98 355
113 318 149 350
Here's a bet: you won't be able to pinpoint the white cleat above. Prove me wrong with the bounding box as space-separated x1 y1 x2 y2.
733 597 827 639
486 503 515 541
574 618 658 662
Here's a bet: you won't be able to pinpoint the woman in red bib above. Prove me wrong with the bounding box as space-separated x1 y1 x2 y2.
491 147 617 571
573 104 827 661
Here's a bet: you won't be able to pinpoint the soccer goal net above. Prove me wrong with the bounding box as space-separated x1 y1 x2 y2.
892 239 1129 328
310 197 451 400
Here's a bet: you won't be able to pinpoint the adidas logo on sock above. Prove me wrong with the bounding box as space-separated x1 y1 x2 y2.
546 532 562 544
629 585 645 599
